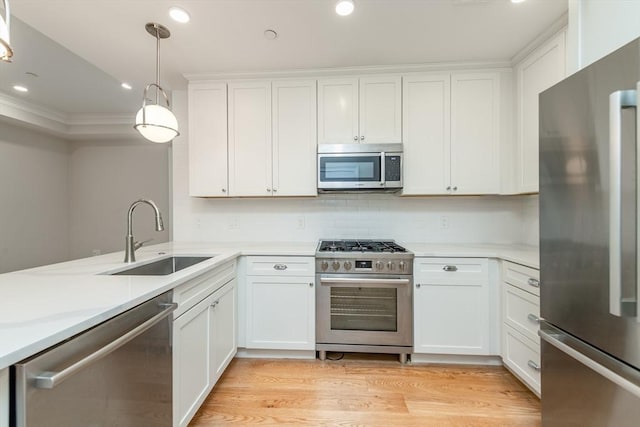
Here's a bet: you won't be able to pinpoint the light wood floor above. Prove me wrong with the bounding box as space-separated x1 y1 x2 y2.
189 354 541 427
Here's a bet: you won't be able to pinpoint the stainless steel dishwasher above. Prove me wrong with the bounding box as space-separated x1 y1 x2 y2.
12 290 176 427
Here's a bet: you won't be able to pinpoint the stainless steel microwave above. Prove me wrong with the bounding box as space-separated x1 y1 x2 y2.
317 144 403 192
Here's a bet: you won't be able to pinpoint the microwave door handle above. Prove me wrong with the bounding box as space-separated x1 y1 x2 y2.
380 151 386 187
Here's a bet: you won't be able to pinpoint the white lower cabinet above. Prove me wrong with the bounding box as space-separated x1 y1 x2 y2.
414 258 492 355
0 368 7 427
173 261 237 427
245 256 315 350
501 260 541 396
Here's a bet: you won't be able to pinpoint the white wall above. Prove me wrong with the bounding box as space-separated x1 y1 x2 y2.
68 139 171 260
0 120 70 273
568 0 640 72
172 90 538 246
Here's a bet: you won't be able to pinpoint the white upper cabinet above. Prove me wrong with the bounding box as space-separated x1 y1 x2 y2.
516 30 566 193
403 71 502 195
402 74 451 195
272 80 318 196
359 75 403 144
188 82 228 197
228 81 273 197
451 73 501 195
318 75 402 144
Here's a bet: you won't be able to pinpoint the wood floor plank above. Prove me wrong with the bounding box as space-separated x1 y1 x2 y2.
189 357 541 426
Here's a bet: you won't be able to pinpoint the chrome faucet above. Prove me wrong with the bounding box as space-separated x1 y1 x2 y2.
124 199 164 263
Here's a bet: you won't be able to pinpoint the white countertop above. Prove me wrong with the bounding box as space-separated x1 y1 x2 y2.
0 240 536 370
402 243 539 269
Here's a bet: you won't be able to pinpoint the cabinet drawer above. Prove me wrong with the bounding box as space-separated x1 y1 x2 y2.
414 257 488 285
503 283 540 344
502 261 540 296
246 256 315 276
503 325 541 395
173 260 236 318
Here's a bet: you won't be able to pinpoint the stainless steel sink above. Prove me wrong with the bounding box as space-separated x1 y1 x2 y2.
109 256 212 276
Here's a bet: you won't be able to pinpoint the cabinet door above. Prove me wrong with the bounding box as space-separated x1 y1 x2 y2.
188 82 228 197
451 73 500 194
414 258 491 355
173 297 211 427
359 75 402 143
402 74 451 195
318 78 359 144
228 81 272 196
246 276 315 350
272 80 317 196
210 279 237 385
517 31 566 193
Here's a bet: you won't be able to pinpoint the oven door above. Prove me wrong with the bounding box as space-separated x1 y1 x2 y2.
316 274 413 346
317 153 383 190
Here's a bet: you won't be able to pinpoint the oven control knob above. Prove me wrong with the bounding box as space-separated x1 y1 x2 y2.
375 260 384 271
387 261 395 271
320 260 329 271
399 261 406 272
332 261 341 271
343 261 352 271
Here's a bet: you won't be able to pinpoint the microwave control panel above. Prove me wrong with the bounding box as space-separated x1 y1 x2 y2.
385 156 402 181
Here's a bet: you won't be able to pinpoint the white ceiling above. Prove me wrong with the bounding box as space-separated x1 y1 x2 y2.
2 0 568 115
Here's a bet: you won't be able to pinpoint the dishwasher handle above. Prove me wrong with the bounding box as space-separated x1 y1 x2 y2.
34 302 177 390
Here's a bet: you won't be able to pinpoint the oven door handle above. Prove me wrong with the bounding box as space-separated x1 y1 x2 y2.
320 277 410 286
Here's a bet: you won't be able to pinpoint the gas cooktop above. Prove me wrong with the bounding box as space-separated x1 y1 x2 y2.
317 239 408 254
316 239 413 273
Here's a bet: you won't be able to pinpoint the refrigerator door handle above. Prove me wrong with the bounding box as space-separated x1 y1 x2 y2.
540 322 640 399
609 89 637 317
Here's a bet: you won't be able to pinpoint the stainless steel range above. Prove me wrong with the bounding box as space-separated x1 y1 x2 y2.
315 239 414 363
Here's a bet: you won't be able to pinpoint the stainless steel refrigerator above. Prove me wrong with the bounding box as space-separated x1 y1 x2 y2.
539 38 640 426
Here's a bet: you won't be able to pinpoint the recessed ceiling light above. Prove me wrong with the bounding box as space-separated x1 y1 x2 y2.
335 0 355 16
511 0 526 3
121 82 132 90
169 6 190 23
13 85 28 93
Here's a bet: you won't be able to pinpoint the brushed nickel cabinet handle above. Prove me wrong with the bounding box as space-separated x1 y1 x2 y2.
527 278 540 288
527 360 541 372
527 313 540 324
443 265 458 272
273 264 288 271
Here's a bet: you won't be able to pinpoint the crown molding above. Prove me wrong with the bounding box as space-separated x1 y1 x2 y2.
511 12 569 66
184 60 514 82
0 93 138 140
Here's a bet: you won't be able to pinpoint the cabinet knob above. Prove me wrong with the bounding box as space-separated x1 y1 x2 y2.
446 186 451 191
360 136 365 140
353 136 358 141
211 300 219 307
453 186 458 191
309 282 314 287
267 188 272 192
222 188 226 193
273 188 278 193
416 283 421 288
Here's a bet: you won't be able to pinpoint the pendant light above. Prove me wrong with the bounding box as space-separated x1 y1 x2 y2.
0 0 13 62
134 22 179 143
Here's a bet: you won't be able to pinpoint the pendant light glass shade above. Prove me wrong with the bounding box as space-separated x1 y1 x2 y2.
134 23 179 143
134 83 179 143
0 0 14 62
